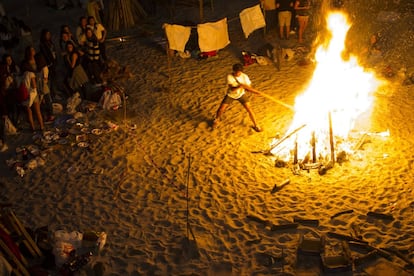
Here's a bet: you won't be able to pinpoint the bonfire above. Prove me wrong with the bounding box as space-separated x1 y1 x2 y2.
270 11 384 172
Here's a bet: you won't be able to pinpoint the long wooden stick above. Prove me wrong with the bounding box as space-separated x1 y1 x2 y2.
266 124 307 154
254 90 295 111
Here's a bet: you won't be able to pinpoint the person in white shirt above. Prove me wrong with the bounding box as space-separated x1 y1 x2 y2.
213 63 263 132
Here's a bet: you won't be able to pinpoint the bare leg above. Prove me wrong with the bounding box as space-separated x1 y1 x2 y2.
215 103 228 120
32 101 44 130
286 25 291 39
298 17 304 43
26 106 35 131
213 103 228 128
243 102 260 129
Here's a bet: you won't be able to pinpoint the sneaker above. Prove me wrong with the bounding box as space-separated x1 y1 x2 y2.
0 143 8 152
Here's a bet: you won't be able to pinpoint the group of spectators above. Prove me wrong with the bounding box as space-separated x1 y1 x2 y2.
0 0 108 152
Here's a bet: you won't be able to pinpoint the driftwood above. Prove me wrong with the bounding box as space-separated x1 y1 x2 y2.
331 209 354 220
246 214 268 225
293 218 319 227
327 232 368 244
270 223 299 231
353 250 380 266
383 247 414 269
270 179 290 194
348 241 392 261
367 211 394 221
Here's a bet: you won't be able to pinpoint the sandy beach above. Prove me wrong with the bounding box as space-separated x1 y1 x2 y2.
1 0 414 275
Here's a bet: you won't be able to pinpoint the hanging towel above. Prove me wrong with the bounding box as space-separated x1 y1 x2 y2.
197 18 230 52
163 23 192 52
239 4 266 38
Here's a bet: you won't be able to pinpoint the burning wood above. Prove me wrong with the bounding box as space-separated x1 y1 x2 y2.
264 12 385 174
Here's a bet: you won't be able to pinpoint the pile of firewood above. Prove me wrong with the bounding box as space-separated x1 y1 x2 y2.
107 0 147 31
0 208 43 275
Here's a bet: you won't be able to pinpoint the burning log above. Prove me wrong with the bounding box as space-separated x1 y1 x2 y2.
311 131 316 163
353 133 369 151
328 111 335 164
266 124 307 155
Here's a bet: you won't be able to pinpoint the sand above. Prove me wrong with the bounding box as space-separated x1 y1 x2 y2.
1 0 414 275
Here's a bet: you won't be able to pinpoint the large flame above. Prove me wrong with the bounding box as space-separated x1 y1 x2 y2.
271 12 382 162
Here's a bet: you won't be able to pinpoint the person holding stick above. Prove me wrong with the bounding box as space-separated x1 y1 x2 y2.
212 63 263 132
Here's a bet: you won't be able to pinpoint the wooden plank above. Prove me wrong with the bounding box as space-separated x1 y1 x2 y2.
0 239 30 276
6 211 43 257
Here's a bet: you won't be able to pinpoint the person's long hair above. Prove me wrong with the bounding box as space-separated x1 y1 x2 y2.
40 29 51 44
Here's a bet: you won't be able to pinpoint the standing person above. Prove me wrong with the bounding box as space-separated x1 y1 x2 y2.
0 54 20 125
87 16 107 61
35 53 54 122
213 63 263 132
64 41 89 96
84 27 103 84
259 0 277 32
20 46 44 132
76 16 88 46
276 0 294 40
294 0 311 43
39 29 57 97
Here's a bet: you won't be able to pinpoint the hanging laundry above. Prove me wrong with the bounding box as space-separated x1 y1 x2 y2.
197 18 230 53
239 4 266 38
163 23 192 52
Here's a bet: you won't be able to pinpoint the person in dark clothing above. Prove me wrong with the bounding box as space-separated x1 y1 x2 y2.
39 29 57 97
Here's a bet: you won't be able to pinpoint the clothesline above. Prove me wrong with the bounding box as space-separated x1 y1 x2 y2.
164 4 266 52
182 14 241 29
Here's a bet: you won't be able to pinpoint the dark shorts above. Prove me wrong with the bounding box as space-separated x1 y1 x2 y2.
221 94 249 105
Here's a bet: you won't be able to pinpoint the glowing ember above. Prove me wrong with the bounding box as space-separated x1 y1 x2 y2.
271 12 382 162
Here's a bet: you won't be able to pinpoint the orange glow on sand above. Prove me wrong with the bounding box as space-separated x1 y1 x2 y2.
271 12 383 162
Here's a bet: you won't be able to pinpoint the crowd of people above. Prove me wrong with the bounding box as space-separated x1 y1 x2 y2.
0 0 108 152
261 0 345 43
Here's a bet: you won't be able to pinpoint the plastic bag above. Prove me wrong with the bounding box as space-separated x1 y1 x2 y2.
4 116 17 135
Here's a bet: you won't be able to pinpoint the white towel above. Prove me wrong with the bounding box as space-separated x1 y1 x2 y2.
197 18 230 52
163 23 192 52
239 4 266 38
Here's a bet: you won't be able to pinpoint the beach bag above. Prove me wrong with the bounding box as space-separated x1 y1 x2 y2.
99 88 121 110
242 51 256 66
4 116 17 135
17 82 29 103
